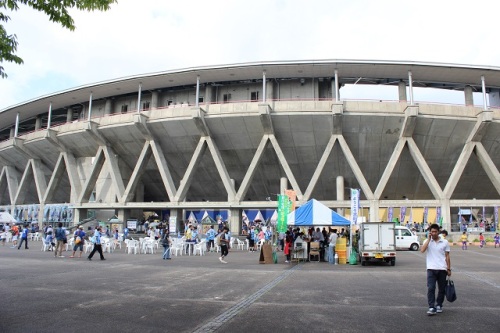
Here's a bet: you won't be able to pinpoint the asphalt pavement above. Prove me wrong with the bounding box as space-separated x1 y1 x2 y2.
0 241 499 333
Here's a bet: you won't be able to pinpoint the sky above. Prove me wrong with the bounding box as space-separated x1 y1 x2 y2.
1 0 500 110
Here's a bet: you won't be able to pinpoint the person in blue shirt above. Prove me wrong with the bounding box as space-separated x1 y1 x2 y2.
205 225 216 252
54 222 67 258
17 225 29 250
494 233 500 248
70 226 86 258
123 227 129 239
87 226 106 261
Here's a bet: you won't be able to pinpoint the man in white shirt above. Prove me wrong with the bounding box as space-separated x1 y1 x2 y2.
420 223 451 316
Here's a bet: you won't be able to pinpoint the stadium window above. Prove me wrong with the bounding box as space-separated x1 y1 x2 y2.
223 93 231 103
167 100 173 107
198 96 204 104
121 105 128 113
142 101 150 110
251 91 259 101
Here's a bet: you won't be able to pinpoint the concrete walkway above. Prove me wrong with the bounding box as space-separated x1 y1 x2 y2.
1 242 499 332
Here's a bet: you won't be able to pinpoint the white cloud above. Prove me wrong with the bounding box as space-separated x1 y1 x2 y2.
1 0 500 109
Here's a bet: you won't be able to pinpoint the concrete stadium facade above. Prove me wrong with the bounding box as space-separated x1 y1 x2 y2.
0 60 499 233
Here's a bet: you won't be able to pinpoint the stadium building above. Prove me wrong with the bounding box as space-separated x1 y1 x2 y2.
0 60 499 233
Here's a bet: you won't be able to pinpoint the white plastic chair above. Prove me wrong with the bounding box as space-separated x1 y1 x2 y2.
84 241 93 253
256 239 265 251
65 238 74 251
126 240 139 254
193 240 206 256
34 232 41 241
171 242 184 256
143 240 155 254
245 239 249 251
41 241 51 252
236 239 245 251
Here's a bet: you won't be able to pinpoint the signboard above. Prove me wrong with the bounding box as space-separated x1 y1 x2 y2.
169 216 177 234
127 220 137 230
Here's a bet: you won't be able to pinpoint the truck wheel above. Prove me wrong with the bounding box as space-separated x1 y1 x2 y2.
391 258 396 266
410 243 419 251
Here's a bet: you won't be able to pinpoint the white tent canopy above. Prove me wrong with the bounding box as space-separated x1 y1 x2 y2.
287 199 350 226
0 212 17 223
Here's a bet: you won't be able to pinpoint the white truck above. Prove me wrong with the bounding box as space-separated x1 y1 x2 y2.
358 222 397 266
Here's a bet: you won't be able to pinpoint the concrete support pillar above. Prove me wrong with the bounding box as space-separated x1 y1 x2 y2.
137 83 142 113
312 78 318 100
35 115 42 130
481 75 488 111
195 76 200 107
369 200 379 222
66 108 74 122
440 200 451 232
266 80 274 102
464 85 474 106
205 85 213 105
336 176 345 216
104 99 113 115
73 208 88 224
9 128 15 138
117 209 129 228
408 71 414 105
332 70 340 101
47 102 52 129
151 91 159 109
229 208 240 235
280 177 288 194
228 179 235 201
398 81 407 102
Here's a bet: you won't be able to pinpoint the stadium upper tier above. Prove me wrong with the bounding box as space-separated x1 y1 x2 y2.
0 60 499 227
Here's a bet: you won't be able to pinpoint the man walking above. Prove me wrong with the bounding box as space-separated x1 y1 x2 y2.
88 226 106 261
420 223 451 315
17 225 29 250
219 226 230 264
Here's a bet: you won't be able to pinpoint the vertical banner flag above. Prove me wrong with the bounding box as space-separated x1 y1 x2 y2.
284 189 297 212
409 207 413 224
436 206 441 224
277 195 290 232
458 207 462 223
400 206 407 225
469 207 473 224
351 188 360 224
423 207 428 224
388 207 393 222
482 206 486 221
495 206 498 230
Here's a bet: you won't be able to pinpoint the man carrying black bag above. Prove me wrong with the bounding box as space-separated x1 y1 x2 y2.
420 223 451 316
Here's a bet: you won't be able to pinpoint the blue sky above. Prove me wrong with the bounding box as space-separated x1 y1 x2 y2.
1 0 499 109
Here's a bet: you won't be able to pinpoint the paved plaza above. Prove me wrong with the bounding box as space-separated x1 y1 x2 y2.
1 240 499 333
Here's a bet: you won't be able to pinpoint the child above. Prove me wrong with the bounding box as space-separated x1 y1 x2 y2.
460 231 468 250
494 233 500 248
479 232 485 248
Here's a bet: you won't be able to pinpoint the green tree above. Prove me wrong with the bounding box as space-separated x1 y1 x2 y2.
0 0 116 78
